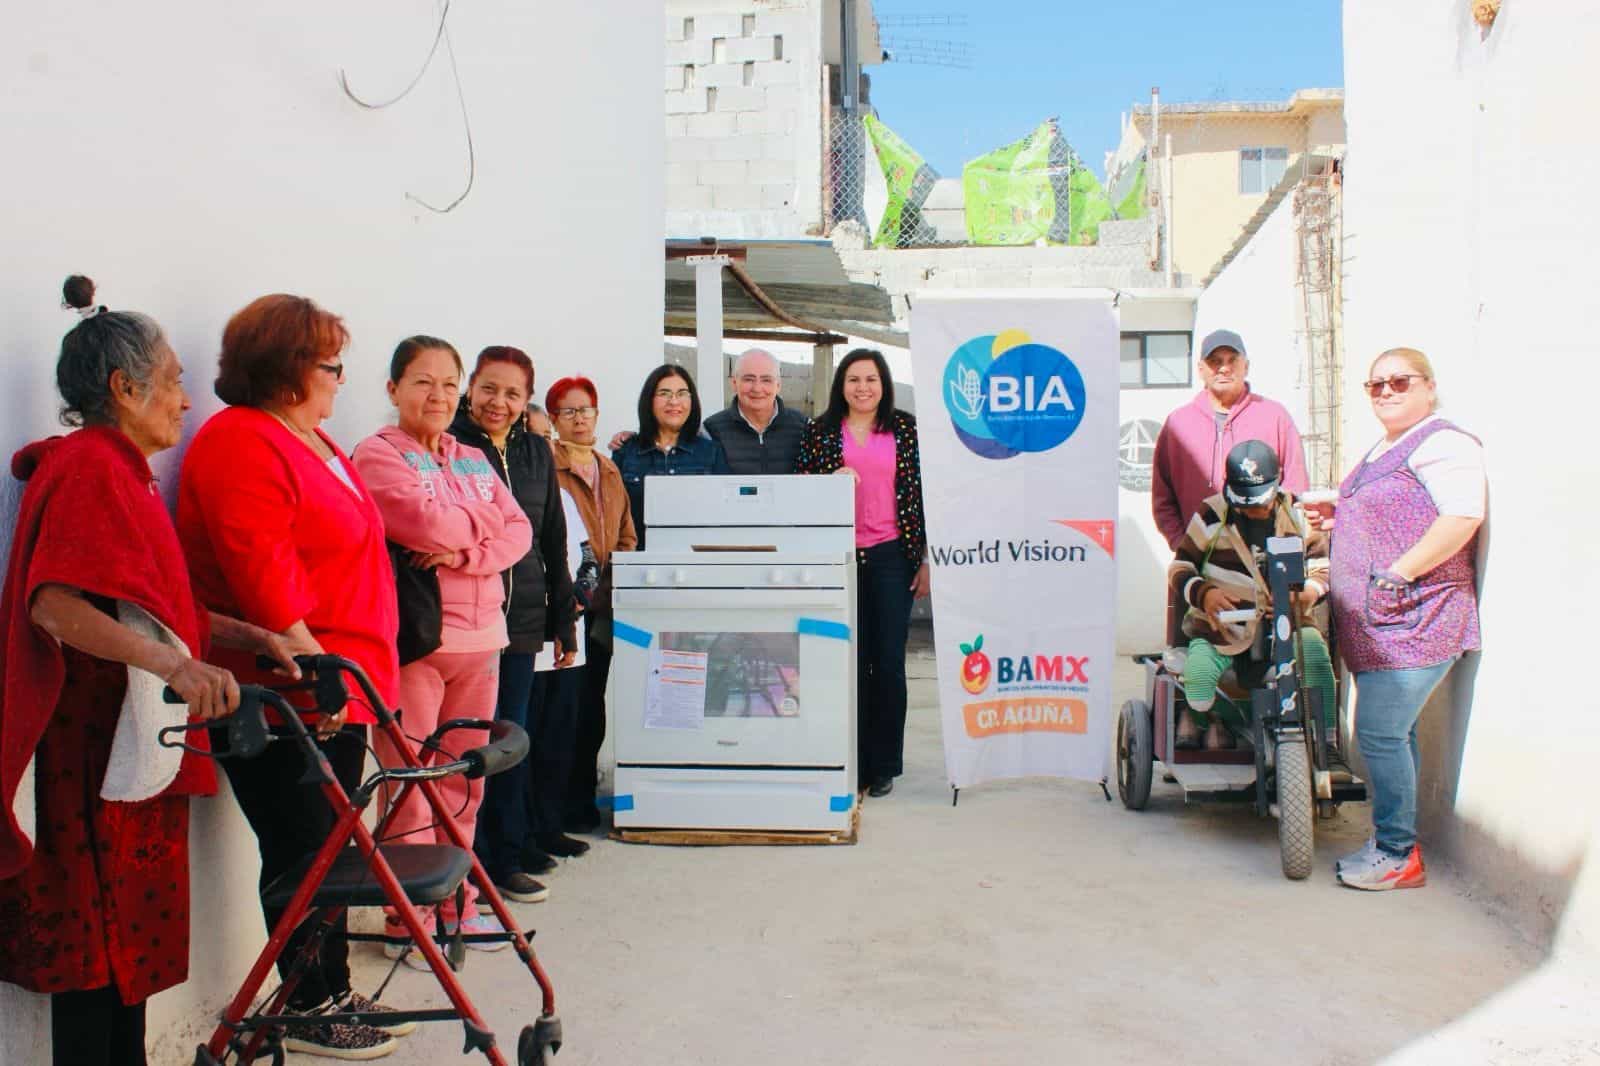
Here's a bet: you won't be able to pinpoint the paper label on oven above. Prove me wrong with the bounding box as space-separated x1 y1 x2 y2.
644 648 708 730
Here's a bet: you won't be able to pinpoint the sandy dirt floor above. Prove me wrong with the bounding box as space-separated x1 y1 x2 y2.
338 625 1544 1066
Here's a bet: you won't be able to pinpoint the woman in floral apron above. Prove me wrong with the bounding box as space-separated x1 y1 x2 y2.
1305 348 1486 891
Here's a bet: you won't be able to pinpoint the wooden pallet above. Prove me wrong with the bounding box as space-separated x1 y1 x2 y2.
610 805 859 847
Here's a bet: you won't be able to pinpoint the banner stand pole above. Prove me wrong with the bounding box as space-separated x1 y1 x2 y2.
951 786 959 808
1098 778 1112 802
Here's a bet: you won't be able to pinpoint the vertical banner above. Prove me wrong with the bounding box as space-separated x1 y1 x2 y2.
912 292 1119 789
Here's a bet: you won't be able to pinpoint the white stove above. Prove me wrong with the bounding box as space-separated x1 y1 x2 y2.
610 476 856 831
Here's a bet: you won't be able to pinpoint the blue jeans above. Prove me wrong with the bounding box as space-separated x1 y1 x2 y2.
476 653 539 881
856 540 914 783
1353 657 1458 856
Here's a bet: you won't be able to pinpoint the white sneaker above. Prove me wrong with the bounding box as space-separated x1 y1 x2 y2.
449 913 511 952
1335 836 1379 874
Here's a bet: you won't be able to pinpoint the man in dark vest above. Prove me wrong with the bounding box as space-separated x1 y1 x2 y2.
702 348 810 473
611 348 809 474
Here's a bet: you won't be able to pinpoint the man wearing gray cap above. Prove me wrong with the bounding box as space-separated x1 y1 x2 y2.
1150 329 1309 550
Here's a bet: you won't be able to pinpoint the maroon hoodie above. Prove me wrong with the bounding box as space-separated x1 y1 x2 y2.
1150 386 1309 550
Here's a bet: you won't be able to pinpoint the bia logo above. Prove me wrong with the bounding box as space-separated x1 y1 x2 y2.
943 329 1087 459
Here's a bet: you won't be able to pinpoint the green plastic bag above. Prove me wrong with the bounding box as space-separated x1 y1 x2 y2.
863 113 938 248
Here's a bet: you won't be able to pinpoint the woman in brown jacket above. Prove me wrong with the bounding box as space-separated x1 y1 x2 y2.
545 375 637 831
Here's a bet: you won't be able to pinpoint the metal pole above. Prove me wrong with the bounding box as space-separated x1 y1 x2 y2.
811 343 835 418
841 0 860 115
689 255 729 398
1164 133 1175 286
1150 87 1162 271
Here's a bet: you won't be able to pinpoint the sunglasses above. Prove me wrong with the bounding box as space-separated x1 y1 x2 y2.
1362 373 1426 398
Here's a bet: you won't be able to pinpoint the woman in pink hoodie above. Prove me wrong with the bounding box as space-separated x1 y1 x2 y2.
352 336 532 955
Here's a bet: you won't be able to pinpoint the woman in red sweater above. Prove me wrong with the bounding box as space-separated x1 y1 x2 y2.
177 294 405 1060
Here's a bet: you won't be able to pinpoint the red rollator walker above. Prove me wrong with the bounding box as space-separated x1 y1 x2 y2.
159 653 563 1066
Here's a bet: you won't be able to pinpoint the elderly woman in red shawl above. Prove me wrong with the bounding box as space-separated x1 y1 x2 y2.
0 277 297 1066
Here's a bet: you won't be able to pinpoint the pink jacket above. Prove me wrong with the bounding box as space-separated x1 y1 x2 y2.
353 425 533 652
1150 386 1309 550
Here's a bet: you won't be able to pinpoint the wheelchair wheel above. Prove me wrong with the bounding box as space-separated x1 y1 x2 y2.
1116 699 1153 810
1277 737 1314 880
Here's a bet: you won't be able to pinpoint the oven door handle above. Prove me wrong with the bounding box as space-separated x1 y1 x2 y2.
612 588 849 609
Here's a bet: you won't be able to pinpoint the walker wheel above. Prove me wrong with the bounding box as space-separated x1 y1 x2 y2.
518 1017 563 1065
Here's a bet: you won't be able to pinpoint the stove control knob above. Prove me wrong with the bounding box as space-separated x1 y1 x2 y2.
799 569 815 584
673 569 689 584
769 569 787 585
644 569 661 585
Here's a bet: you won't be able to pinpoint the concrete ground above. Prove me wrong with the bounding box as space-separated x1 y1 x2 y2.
343 625 1544 1066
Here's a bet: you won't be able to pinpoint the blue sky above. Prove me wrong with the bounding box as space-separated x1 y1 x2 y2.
866 0 1344 180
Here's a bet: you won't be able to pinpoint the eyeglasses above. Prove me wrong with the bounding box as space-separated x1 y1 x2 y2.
1362 373 1426 398
554 405 598 420
654 389 692 402
317 362 345 381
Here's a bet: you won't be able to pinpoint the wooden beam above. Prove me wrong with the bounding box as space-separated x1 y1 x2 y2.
664 326 848 346
665 241 747 262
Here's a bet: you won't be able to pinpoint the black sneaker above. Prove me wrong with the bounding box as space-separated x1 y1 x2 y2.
536 833 591 858
520 846 558 875
496 871 550 903
282 999 398 1060
564 807 602 834
867 778 894 798
338 990 416 1037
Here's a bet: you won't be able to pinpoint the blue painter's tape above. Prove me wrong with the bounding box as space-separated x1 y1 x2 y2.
613 620 653 648
829 794 853 812
611 794 635 812
596 794 615 810
798 617 851 641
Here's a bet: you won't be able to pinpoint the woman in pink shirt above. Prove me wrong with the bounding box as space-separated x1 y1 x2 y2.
352 337 531 958
795 349 929 798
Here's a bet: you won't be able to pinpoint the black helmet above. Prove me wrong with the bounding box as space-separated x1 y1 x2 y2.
1224 439 1281 507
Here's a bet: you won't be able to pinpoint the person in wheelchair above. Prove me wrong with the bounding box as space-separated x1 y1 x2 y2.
1167 440 1336 750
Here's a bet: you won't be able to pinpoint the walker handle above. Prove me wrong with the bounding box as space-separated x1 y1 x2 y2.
462 720 530 780
1215 608 1258 625
158 685 273 759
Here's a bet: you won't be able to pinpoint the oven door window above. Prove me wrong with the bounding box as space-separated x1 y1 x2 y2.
659 631 801 718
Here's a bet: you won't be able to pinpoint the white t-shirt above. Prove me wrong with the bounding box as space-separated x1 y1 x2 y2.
1364 415 1485 518
533 488 588 671
326 455 360 496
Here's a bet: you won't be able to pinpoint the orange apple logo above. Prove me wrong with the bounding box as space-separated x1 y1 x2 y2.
959 635 991 694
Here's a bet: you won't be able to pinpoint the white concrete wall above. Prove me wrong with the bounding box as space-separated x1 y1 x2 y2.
1116 296 1200 652
1191 197 1308 434
665 0 825 237
0 2 662 1061
1343 0 1599 951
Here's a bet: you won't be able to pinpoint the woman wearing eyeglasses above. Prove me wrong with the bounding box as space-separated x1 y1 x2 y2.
1303 348 1485 892
546 376 637 832
612 364 730 549
177 295 406 1057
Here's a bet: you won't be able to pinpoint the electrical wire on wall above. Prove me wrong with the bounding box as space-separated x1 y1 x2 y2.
338 0 476 214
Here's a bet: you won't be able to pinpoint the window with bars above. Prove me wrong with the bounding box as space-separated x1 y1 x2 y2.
1120 332 1192 389
1239 146 1290 195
